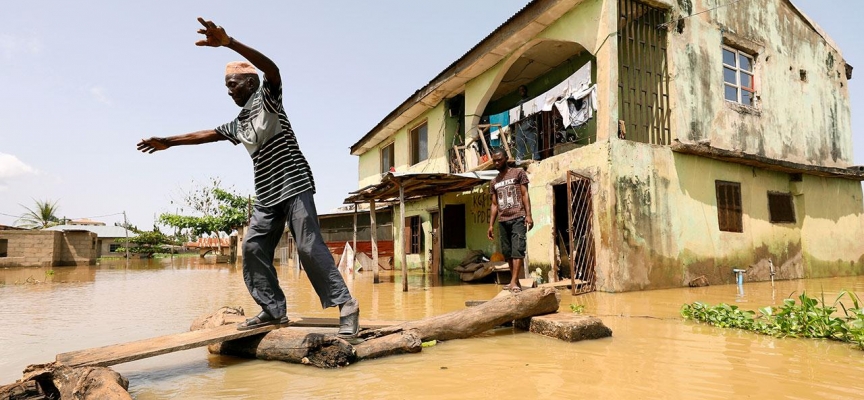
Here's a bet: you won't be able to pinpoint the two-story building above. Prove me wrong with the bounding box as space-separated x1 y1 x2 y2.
348 0 863 292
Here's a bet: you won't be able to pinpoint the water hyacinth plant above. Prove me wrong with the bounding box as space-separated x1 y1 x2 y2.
681 291 864 350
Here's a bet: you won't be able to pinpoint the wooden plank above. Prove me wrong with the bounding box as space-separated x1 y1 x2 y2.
57 322 283 367
57 317 403 368
539 279 585 289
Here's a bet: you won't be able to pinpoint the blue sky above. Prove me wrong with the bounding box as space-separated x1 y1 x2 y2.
0 0 861 228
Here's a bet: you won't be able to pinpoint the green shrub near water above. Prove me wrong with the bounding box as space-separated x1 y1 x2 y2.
681 291 864 350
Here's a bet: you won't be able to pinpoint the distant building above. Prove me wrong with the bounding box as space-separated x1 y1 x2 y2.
44 224 136 258
67 218 106 226
0 230 97 267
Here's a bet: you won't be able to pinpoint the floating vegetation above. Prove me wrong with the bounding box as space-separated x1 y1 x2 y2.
569 304 585 314
681 291 864 350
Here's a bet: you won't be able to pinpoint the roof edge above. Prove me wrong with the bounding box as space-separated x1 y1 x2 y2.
350 0 555 155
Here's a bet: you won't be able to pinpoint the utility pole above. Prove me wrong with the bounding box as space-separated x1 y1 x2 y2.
123 211 130 269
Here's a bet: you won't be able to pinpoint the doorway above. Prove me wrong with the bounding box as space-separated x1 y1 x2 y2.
430 211 440 276
566 171 596 295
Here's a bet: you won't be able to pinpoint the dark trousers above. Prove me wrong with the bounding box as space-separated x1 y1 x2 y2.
242 190 351 318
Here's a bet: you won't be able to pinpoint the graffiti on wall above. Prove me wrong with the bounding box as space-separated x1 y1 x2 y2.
471 192 491 225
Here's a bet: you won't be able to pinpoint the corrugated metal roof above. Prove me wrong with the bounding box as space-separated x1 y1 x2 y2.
44 225 137 238
344 171 497 204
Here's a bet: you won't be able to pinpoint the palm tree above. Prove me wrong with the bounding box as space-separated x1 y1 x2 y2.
16 199 61 229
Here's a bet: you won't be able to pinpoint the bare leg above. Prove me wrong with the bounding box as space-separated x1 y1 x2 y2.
509 258 523 291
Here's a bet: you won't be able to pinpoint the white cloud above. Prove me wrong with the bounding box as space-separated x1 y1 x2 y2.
0 153 38 191
0 33 42 61
89 85 112 105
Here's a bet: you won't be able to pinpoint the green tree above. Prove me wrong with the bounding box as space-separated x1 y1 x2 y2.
115 228 171 257
158 178 251 254
16 199 61 229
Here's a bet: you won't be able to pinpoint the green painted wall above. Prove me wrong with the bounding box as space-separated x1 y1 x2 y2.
357 103 448 189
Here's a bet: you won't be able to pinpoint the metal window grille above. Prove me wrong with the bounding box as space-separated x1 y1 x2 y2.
617 0 671 145
567 172 597 295
716 181 743 232
768 192 795 223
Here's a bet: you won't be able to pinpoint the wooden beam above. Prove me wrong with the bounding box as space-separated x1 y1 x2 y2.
671 141 864 181
453 145 464 173
437 195 444 277
399 182 408 292
56 317 404 368
476 125 492 162
371 199 379 284
56 322 283 368
352 203 358 270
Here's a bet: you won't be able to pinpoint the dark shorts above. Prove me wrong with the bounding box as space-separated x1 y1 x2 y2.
499 217 527 259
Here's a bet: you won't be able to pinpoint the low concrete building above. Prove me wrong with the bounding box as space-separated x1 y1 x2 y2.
44 225 136 258
0 230 97 267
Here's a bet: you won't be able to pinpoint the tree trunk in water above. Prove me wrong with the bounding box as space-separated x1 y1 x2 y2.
0 362 131 400
193 287 560 367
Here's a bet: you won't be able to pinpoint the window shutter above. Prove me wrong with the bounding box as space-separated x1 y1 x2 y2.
404 216 412 254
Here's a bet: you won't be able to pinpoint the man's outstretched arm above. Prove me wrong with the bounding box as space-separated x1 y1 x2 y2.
195 17 281 86
136 130 226 154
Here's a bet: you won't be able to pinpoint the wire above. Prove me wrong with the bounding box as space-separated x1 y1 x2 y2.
421 120 448 173
657 0 749 29
0 211 125 224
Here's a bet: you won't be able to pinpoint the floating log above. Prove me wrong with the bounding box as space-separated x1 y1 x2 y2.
194 287 560 368
0 362 131 400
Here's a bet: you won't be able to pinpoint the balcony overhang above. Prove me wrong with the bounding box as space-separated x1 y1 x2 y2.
671 140 864 181
344 171 497 204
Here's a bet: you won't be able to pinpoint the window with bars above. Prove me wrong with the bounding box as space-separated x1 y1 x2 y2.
380 142 394 173
768 192 796 223
723 46 755 106
410 123 428 165
404 215 422 254
716 181 743 232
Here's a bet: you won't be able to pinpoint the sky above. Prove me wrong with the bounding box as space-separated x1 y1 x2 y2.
0 0 861 229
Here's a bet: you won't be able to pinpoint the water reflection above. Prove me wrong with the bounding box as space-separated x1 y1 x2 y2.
2 258 864 399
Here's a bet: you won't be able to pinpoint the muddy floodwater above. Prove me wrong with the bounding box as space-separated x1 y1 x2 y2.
2 257 864 399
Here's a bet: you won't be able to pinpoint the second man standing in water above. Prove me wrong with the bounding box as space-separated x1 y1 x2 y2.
487 148 533 293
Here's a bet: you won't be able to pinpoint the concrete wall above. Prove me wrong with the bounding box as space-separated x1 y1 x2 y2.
391 197 438 271
602 140 864 291
662 0 853 167
0 231 62 267
0 230 98 267
59 231 97 266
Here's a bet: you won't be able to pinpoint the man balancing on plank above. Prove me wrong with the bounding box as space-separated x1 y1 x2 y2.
136 18 360 336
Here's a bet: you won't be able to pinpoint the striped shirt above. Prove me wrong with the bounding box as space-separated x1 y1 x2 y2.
215 77 315 207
